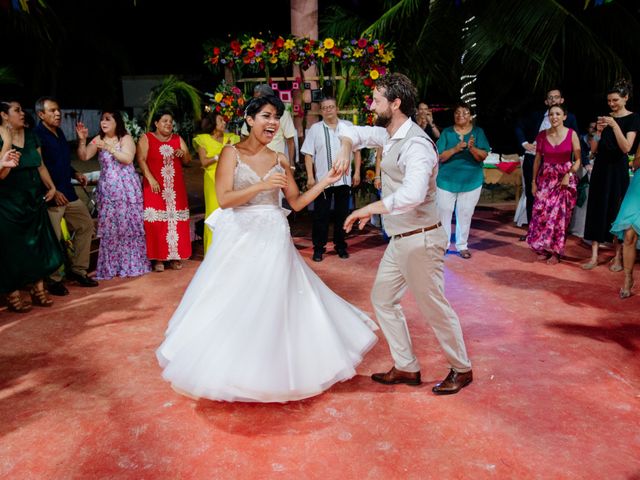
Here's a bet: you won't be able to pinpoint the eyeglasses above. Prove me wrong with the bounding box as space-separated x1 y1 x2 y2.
546 95 561 100
320 105 336 111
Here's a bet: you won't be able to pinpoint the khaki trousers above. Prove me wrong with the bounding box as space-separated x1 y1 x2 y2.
47 199 94 281
371 226 471 373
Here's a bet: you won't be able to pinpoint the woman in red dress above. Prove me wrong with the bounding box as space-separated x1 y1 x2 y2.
137 110 192 272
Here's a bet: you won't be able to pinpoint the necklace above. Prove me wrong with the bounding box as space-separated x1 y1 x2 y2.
211 131 224 143
155 132 172 142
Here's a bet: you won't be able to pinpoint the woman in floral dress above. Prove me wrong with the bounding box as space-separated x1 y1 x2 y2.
137 110 192 272
76 110 150 279
527 104 581 264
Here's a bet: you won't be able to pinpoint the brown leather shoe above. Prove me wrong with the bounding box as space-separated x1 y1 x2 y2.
432 369 473 395
371 367 421 386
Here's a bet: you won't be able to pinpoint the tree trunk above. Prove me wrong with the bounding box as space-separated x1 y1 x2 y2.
291 0 319 137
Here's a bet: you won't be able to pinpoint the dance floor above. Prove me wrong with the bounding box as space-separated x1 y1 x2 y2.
1 207 638 479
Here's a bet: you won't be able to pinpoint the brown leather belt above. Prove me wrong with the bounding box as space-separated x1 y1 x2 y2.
392 222 442 240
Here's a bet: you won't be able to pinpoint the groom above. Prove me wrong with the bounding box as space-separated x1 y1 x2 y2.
336 73 472 395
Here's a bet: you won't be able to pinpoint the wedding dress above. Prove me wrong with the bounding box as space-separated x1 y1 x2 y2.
156 148 378 402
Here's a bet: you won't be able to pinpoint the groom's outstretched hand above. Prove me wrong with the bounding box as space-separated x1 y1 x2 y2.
344 207 372 233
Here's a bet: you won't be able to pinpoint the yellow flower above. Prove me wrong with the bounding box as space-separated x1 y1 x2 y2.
381 52 394 63
249 37 261 48
369 69 380 80
316 47 326 58
270 56 278 64
284 39 296 50
323 38 335 49
214 92 223 103
353 48 363 58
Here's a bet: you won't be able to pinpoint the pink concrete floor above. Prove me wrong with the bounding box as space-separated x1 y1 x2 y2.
1 207 639 479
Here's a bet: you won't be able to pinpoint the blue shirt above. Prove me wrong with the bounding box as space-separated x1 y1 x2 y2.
35 122 78 202
436 126 490 193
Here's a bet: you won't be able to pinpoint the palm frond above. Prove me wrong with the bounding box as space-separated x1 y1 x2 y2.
319 5 369 39
362 0 425 38
0 66 18 85
145 76 202 131
462 0 629 90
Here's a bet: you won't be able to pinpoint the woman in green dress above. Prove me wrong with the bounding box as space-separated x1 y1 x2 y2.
0 100 63 312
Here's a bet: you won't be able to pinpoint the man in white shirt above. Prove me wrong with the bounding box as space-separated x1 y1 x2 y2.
301 96 361 261
336 73 472 395
241 84 297 164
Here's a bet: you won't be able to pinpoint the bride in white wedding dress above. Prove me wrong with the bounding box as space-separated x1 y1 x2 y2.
156 95 378 403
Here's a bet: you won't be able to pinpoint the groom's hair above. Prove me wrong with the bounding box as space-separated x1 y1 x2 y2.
376 73 418 118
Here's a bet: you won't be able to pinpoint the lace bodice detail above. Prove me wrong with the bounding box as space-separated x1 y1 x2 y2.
232 148 284 207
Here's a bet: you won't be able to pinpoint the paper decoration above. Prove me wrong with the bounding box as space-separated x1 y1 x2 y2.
279 90 292 103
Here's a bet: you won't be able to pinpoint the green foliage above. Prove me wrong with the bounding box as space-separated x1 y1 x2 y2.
0 67 18 85
144 76 202 131
323 0 640 98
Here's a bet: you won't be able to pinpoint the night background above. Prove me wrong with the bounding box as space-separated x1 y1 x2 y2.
3 0 640 152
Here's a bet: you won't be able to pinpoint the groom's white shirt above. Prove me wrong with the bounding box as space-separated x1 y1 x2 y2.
339 118 438 215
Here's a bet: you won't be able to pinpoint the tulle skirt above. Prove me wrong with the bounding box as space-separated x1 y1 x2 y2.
156 204 378 403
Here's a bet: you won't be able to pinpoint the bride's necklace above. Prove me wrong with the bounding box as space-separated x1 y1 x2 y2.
240 141 267 157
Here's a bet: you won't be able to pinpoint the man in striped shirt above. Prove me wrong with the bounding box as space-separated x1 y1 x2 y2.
302 96 361 262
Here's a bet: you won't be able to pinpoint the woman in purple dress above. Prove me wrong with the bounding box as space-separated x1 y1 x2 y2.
76 111 150 279
527 104 582 264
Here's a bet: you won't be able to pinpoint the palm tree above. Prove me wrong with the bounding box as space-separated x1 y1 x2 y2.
144 76 202 131
0 1 64 96
323 0 640 99
0 67 18 86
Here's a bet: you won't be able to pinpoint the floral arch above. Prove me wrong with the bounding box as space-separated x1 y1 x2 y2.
203 34 394 127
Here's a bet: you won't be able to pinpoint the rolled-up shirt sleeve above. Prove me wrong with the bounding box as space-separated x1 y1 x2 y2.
382 137 437 215
337 124 388 150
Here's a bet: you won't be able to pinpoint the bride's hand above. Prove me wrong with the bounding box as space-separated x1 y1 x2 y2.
322 165 343 186
262 172 288 190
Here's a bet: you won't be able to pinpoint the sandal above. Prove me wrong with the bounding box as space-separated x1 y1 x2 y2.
546 255 560 265
30 285 53 307
619 275 634 299
581 261 598 270
153 261 165 273
6 290 31 313
459 250 471 259
169 260 183 270
608 257 623 272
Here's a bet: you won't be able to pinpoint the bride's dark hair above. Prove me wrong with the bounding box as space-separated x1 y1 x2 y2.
244 95 285 119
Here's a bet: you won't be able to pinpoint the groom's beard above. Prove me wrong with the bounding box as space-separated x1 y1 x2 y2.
375 108 392 128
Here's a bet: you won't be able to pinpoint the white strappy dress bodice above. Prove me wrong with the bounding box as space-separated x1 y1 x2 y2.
156 147 378 403
233 152 283 206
